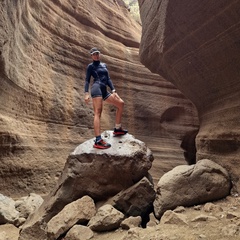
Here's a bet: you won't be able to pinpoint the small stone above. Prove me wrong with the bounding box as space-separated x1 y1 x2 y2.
198 234 207 239
121 216 141 230
88 204 124 232
122 228 140 240
203 202 223 213
173 206 185 213
191 214 217 222
65 225 94 240
226 212 239 219
193 205 202 211
160 210 188 225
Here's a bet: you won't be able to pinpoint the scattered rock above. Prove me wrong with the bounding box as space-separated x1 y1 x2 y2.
120 216 142 230
160 210 188 225
122 227 140 240
173 206 186 213
15 193 43 219
64 225 94 240
146 213 159 227
193 205 202 211
0 194 19 224
203 202 223 213
47 196 96 240
226 212 239 219
191 214 218 222
88 204 124 232
198 234 207 239
108 176 155 217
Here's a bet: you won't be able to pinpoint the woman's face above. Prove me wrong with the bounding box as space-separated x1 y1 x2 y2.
91 52 100 61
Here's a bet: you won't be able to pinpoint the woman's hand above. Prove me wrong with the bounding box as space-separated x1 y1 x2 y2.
84 92 90 104
112 92 121 100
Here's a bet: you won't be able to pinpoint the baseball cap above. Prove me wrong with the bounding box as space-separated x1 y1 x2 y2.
90 47 100 55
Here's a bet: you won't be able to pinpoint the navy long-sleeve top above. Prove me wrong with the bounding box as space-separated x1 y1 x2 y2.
84 60 115 93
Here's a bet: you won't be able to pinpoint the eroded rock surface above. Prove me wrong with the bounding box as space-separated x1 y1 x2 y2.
139 0 240 190
0 0 198 196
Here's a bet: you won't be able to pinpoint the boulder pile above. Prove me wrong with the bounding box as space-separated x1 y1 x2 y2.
0 133 232 240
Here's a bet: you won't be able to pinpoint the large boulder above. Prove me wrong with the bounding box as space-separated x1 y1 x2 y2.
19 132 153 240
153 159 231 219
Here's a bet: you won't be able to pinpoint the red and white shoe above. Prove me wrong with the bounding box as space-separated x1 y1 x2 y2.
113 128 128 136
93 139 111 149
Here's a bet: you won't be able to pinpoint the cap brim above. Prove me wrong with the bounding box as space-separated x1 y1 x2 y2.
91 51 100 55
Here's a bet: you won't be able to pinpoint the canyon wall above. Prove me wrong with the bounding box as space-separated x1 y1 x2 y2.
138 0 240 191
0 0 198 197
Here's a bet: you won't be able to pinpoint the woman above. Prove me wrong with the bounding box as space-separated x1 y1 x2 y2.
84 47 128 149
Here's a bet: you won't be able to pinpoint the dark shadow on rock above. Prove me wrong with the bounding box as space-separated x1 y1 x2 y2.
181 129 199 165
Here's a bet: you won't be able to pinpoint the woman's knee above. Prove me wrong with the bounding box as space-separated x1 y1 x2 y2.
116 101 124 111
94 107 102 117
119 99 124 108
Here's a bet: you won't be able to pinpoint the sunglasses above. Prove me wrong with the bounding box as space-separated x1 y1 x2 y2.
92 52 99 56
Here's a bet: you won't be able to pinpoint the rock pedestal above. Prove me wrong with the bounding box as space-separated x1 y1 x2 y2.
19 132 153 240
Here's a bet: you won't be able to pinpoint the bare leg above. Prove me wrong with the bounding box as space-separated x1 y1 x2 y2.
92 96 111 149
105 93 124 125
92 97 103 136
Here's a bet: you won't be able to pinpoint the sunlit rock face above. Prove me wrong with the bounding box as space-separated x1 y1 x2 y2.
138 0 240 191
0 0 198 196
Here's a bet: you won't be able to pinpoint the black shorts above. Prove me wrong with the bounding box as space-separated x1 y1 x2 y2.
91 82 111 100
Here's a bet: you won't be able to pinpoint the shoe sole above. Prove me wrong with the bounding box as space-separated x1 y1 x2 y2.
113 132 128 136
93 144 111 149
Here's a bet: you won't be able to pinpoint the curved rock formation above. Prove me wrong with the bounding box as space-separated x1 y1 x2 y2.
139 0 240 190
0 0 198 197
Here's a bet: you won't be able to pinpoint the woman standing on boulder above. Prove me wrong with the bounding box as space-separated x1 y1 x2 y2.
84 47 128 149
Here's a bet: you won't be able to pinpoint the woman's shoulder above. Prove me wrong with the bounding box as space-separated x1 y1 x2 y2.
86 63 95 71
93 62 107 69
87 62 94 67
87 62 107 70
99 62 107 68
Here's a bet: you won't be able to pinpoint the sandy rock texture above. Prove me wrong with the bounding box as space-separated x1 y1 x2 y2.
0 0 198 197
139 0 240 191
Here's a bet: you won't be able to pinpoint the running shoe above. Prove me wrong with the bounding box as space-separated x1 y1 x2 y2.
93 139 111 149
113 127 128 136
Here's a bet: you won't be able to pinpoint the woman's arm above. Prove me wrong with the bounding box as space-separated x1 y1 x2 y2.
105 64 115 92
84 64 92 104
84 64 92 93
